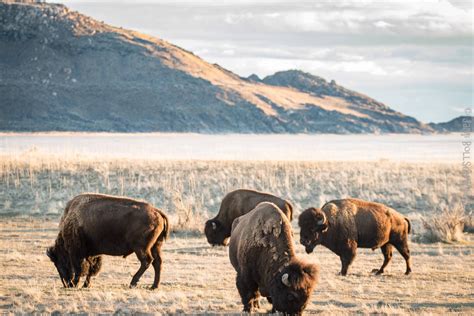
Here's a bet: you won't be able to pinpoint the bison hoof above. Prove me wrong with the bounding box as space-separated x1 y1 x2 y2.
375 270 384 275
129 283 137 289
405 269 412 275
149 285 158 290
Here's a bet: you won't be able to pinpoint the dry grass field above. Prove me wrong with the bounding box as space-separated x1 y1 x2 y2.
0 155 473 314
1 218 473 314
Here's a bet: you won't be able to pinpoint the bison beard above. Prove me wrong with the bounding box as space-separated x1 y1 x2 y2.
47 239 103 288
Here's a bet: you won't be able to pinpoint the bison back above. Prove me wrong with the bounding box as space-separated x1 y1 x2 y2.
217 189 291 228
229 202 295 290
63 195 167 257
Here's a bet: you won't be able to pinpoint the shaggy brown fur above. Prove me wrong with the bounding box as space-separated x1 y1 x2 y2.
47 193 169 289
55 197 103 288
299 198 412 276
205 189 293 246
229 202 318 314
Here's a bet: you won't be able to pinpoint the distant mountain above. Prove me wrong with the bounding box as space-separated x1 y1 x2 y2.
0 1 433 133
429 116 472 133
246 74 261 82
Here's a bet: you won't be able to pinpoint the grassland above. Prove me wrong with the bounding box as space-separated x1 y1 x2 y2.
0 154 473 314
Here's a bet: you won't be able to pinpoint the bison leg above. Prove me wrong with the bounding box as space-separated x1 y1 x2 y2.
236 273 259 312
150 243 163 290
71 258 83 287
375 243 393 275
130 249 154 288
340 248 356 276
393 242 412 275
83 256 102 288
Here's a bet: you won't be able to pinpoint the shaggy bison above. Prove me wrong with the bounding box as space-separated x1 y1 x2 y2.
205 189 293 246
47 193 169 289
298 198 412 276
229 202 318 314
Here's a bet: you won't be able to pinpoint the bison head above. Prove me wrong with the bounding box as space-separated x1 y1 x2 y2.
46 243 73 287
298 208 329 254
204 219 230 246
269 260 319 315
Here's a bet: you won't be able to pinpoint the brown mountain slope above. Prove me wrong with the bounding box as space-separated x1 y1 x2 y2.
0 1 432 133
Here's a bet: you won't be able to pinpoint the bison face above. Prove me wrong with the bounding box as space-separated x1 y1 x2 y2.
204 220 229 246
46 246 73 287
269 261 319 314
298 208 329 254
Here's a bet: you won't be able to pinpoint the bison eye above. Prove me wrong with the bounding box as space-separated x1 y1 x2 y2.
287 293 296 301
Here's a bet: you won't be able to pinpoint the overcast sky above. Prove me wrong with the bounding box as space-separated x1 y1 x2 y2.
56 0 472 123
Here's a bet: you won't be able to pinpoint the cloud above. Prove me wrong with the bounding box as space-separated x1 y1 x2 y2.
374 21 393 29
56 0 473 122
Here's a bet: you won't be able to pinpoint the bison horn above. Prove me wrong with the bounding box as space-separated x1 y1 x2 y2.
282 273 290 287
212 222 217 230
317 212 327 226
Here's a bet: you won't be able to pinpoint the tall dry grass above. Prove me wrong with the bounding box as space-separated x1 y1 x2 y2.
419 204 466 243
0 153 469 240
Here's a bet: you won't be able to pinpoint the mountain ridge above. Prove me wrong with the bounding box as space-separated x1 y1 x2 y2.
0 1 433 133
429 116 472 133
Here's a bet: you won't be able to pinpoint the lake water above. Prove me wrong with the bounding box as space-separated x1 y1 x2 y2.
0 133 463 162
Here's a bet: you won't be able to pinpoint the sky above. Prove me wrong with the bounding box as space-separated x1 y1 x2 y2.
55 0 473 123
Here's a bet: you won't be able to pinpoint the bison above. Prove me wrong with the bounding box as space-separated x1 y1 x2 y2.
298 198 412 276
205 189 293 246
47 193 169 289
229 202 318 314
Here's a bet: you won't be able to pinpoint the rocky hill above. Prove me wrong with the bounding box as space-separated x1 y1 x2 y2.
0 1 433 133
429 116 472 133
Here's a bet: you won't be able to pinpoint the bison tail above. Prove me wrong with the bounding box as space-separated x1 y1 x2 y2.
404 217 411 234
159 211 170 241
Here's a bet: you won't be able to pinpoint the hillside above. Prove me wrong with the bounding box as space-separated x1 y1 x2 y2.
429 116 472 133
0 1 433 133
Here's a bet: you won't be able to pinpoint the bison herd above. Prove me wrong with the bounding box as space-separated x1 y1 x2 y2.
48 189 412 314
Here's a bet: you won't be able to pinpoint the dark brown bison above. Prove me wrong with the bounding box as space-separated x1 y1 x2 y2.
298 198 412 276
229 202 318 314
205 189 293 246
47 193 169 289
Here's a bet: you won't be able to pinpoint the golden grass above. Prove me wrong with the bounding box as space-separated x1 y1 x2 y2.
0 218 473 314
0 154 472 313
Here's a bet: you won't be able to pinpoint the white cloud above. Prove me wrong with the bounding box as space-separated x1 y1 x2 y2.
374 21 393 29
55 0 473 122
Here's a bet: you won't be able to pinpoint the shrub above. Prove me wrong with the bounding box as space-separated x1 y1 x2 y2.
169 192 206 235
419 204 465 243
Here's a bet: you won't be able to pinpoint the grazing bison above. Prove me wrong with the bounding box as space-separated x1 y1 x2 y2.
47 193 169 289
205 189 293 246
229 202 318 314
298 198 412 276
